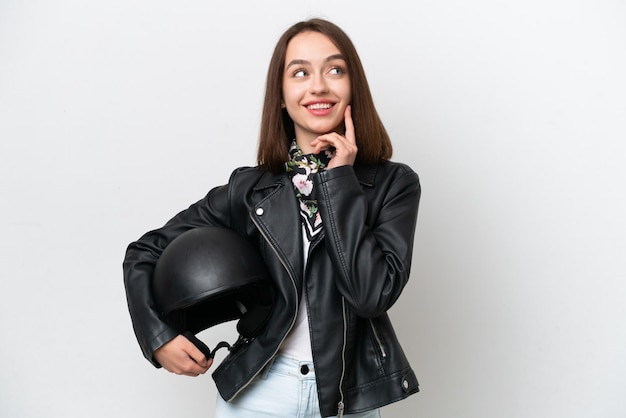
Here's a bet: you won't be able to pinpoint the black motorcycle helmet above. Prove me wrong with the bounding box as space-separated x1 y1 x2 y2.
152 226 274 359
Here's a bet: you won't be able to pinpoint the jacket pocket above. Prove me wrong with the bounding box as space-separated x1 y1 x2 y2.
369 318 387 361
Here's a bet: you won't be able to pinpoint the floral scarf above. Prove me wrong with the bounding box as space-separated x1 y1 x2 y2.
285 139 334 241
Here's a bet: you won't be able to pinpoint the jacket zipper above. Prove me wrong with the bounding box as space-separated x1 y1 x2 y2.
338 296 348 418
227 213 300 401
308 232 347 417
369 319 387 359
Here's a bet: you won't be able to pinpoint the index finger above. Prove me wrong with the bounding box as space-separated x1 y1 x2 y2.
181 335 210 368
344 105 355 144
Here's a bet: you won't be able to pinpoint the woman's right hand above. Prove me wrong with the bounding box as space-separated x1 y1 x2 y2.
154 334 212 376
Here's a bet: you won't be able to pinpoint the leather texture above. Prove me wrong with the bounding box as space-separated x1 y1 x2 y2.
123 161 421 416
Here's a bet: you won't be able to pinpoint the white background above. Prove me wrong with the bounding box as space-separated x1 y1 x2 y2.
1 1 625 417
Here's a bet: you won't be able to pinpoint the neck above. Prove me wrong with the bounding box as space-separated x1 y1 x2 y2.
295 137 315 154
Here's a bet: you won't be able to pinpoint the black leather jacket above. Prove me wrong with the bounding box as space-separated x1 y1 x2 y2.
123 161 421 416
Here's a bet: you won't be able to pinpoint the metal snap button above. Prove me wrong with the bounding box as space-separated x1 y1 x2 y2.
255 207 264 216
402 378 410 391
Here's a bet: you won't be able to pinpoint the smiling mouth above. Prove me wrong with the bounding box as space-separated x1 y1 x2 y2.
306 103 334 110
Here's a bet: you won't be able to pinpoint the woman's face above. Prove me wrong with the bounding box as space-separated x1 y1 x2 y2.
282 31 351 150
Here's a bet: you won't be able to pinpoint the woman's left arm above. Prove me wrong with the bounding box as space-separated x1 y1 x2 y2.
315 163 420 317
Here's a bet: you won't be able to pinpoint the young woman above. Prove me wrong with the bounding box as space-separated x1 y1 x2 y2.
124 18 421 418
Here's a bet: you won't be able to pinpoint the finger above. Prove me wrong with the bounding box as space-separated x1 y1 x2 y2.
174 363 201 377
311 134 342 155
176 355 211 376
181 343 212 375
156 335 211 376
162 357 205 376
185 353 212 373
183 357 211 376
343 105 355 144
183 341 210 368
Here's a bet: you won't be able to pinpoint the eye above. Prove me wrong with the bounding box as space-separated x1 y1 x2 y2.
293 68 308 77
328 66 345 75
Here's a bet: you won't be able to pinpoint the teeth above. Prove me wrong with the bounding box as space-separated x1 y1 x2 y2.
307 103 332 110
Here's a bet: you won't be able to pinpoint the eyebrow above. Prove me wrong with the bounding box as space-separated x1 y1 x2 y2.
285 54 346 69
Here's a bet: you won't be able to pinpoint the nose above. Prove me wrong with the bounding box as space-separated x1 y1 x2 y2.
309 73 329 94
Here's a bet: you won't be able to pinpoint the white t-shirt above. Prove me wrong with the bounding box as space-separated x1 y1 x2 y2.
278 226 314 361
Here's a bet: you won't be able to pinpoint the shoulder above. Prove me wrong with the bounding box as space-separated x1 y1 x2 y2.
227 166 286 191
356 160 419 189
379 160 419 178
228 166 263 182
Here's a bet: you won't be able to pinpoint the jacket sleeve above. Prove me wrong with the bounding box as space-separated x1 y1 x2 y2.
314 163 420 318
122 176 234 367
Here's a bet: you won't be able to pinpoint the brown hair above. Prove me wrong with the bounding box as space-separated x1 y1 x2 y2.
257 18 393 173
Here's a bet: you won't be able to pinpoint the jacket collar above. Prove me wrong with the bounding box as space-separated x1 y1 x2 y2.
249 162 379 290
253 162 379 191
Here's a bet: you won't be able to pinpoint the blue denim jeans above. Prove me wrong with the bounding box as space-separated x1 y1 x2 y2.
214 355 381 418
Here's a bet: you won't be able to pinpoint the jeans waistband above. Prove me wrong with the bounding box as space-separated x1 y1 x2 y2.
262 354 315 380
